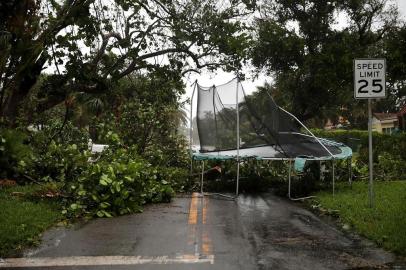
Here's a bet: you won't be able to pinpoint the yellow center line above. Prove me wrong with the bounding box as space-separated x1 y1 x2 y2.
202 196 207 224
1 194 216 269
187 192 199 246
202 196 213 255
188 193 199 225
187 193 213 256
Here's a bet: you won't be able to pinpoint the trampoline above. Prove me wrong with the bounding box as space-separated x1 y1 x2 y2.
189 78 352 199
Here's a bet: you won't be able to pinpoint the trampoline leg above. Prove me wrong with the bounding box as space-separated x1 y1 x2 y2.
236 159 240 197
288 160 292 199
190 157 193 177
332 159 335 196
201 161 204 194
348 157 352 187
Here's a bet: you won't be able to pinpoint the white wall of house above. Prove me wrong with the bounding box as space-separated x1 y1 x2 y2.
372 117 398 134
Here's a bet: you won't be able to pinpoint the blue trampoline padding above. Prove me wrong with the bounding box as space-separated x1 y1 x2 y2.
293 146 353 173
192 145 281 161
294 157 307 172
192 144 353 169
193 153 236 161
334 146 353 159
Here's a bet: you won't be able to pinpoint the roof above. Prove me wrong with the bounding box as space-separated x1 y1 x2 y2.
373 113 398 121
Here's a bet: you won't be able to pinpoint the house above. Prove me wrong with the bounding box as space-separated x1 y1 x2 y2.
324 116 350 130
372 113 399 134
398 105 406 131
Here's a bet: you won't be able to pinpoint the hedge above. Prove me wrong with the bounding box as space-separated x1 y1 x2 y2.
313 129 406 180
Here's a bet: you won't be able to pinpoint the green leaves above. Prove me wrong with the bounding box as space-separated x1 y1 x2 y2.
0 129 33 179
312 129 406 181
99 174 111 186
96 210 112 218
63 147 179 218
251 0 400 122
99 202 111 209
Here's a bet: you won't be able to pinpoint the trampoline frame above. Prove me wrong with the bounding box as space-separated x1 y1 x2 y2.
189 79 352 200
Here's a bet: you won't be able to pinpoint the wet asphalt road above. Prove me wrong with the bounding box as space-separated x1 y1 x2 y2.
1 193 397 270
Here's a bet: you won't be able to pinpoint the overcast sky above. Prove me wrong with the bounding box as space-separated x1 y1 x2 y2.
398 0 406 19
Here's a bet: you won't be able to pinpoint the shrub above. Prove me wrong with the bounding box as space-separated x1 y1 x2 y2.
2 116 188 219
157 166 189 191
65 150 175 218
19 141 90 183
377 152 406 180
29 121 90 152
0 129 32 179
15 136 181 218
313 129 406 180
192 159 289 193
143 134 189 168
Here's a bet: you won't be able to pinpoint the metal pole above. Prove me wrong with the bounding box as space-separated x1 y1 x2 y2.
332 159 335 196
236 160 240 197
368 99 374 208
189 82 197 176
288 160 292 199
201 160 204 194
279 107 334 158
348 157 352 186
236 79 240 197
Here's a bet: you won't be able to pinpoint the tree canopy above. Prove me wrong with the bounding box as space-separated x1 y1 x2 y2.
251 0 401 127
1 0 406 128
0 0 255 125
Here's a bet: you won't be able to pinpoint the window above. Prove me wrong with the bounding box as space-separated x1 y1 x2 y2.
382 127 394 134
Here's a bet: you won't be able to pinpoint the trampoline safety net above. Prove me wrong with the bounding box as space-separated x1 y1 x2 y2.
194 78 351 160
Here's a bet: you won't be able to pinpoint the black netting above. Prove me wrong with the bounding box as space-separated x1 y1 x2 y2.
195 78 342 158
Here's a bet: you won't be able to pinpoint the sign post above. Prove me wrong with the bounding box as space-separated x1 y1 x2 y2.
354 58 386 208
367 98 373 207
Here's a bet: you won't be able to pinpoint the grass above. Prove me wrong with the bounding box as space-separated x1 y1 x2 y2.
0 184 62 257
313 180 406 256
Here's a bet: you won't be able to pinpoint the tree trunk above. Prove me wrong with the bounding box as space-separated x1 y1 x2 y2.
2 88 26 125
1 55 46 126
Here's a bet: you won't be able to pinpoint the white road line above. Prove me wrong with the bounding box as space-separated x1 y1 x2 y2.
0 254 215 268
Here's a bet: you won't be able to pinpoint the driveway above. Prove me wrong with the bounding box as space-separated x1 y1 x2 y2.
0 193 396 269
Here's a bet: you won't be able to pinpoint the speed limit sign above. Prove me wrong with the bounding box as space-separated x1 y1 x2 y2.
354 59 386 99
353 58 387 208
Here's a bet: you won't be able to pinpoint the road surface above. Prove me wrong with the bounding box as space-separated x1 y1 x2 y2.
0 193 398 269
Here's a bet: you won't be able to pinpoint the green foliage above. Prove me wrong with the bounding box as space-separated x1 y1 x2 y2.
376 24 406 111
64 147 176 218
7 121 92 184
0 129 32 179
19 141 90 183
2 127 186 220
312 181 406 255
252 0 400 124
195 159 289 193
7 129 184 219
117 101 174 152
1 74 190 219
195 156 348 197
0 0 254 124
157 166 190 192
377 152 406 180
142 134 190 168
313 129 406 180
30 121 90 151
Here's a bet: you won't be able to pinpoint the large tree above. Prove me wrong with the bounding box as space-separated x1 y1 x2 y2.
376 23 406 112
251 0 399 126
0 0 255 125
